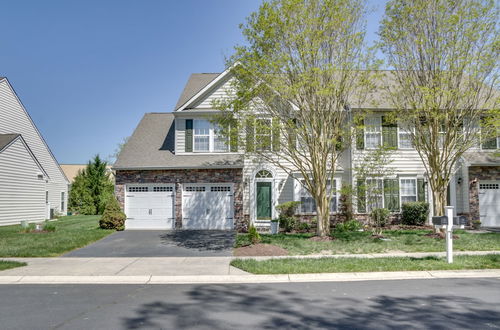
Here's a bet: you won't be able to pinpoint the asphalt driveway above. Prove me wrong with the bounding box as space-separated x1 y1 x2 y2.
63 230 235 257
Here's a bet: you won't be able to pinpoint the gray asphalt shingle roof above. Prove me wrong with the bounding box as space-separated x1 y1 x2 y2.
0 133 20 152
174 73 220 110
113 113 242 169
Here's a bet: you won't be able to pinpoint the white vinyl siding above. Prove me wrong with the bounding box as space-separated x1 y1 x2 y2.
0 80 68 218
0 139 46 225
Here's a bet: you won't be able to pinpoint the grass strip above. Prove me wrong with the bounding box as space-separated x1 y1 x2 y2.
0 260 27 271
231 255 500 274
0 215 113 257
235 230 500 255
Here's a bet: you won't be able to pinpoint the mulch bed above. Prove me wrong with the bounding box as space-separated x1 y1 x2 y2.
386 225 434 230
234 243 289 256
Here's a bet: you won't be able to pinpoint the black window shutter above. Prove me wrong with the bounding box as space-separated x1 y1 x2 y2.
357 179 366 213
246 119 255 152
417 178 425 201
288 118 297 149
356 119 364 150
185 119 193 152
384 179 399 211
229 125 238 152
382 116 398 149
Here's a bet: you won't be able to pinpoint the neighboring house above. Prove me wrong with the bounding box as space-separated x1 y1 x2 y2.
61 164 114 184
0 77 69 225
114 69 500 231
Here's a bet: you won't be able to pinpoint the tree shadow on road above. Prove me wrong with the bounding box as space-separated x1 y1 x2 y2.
159 230 235 252
122 282 500 329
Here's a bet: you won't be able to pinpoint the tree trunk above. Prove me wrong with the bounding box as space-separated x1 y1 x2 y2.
316 196 330 237
432 189 446 216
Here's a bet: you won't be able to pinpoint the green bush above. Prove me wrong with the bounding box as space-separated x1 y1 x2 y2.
296 222 312 232
99 196 126 230
371 208 390 228
401 202 429 226
276 201 301 218
248 225 261 244
276 201 301 232
43 221 56 232
335 219 362 232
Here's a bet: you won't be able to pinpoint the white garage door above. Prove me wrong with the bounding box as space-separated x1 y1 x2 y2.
125 184 175 230
182 184 234 230
479 181 500 227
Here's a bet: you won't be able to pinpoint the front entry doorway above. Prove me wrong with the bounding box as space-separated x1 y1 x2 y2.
256 181 272 219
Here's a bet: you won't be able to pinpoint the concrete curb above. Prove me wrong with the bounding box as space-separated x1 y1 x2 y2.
0 269 498 285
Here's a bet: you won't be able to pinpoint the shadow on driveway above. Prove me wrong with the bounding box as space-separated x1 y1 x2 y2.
63 230 235 257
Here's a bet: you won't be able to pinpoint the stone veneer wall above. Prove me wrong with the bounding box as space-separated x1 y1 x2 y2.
468 166 500 221
115 168 245 231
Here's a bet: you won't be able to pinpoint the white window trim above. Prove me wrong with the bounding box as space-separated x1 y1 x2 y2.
294 178 340 215
364 116 382 150
192 119 230 153
399 177 417 207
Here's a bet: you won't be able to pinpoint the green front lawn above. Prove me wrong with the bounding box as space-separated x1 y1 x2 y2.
231 254 500 274
0 260 27 271
235 230 500 255
0 215 113 257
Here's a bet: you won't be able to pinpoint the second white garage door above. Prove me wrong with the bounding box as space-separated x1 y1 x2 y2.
479 181 500 227
182 184 234 230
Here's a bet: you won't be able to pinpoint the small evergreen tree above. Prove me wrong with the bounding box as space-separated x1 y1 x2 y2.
68 155 114 215
99 196 126 230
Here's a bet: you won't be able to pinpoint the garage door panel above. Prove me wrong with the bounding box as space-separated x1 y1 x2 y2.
182 184 234 230
479 181 500 227
125 185 175 230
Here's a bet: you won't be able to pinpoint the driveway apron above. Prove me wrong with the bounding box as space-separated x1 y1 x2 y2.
62 230 235 257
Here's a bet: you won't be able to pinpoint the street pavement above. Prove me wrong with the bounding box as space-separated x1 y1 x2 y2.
0 278 498 329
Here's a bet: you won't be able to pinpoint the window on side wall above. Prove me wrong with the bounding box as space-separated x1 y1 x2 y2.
61 191 65 211
299 180 337 214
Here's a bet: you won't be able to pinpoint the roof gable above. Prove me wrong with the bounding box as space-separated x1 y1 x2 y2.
0 134 49 178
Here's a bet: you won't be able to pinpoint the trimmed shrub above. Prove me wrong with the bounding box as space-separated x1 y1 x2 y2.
296 222 312 232
276 201 301 233
248 225 261 244
335 219 362 233
371 208 390 228
99 196 126 230
276 201 301 218
401 202 429 226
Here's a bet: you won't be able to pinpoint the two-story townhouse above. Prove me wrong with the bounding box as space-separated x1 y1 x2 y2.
113 68 500 231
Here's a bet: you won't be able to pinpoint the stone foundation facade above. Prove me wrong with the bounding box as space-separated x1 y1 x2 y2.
115 168 245 231
468 166 500 221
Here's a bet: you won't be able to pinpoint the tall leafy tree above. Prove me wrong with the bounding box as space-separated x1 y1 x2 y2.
68 155 114 215
378 0 499 217
215 0 375 236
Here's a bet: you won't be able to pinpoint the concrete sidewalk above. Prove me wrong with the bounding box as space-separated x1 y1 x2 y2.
1 250 499 284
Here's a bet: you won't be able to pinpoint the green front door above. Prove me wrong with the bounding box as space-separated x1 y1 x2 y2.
256 182 272 219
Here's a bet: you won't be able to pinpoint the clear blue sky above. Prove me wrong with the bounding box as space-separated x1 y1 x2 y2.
1 0 385 164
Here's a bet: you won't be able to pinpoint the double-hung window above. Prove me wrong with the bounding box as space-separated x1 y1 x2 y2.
193 120 210 152
192 120 229 152
400 178 417 203
365 178 383 212
365 116 381 149
299 180 337 214
398 124 413 149
255 118 272 151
